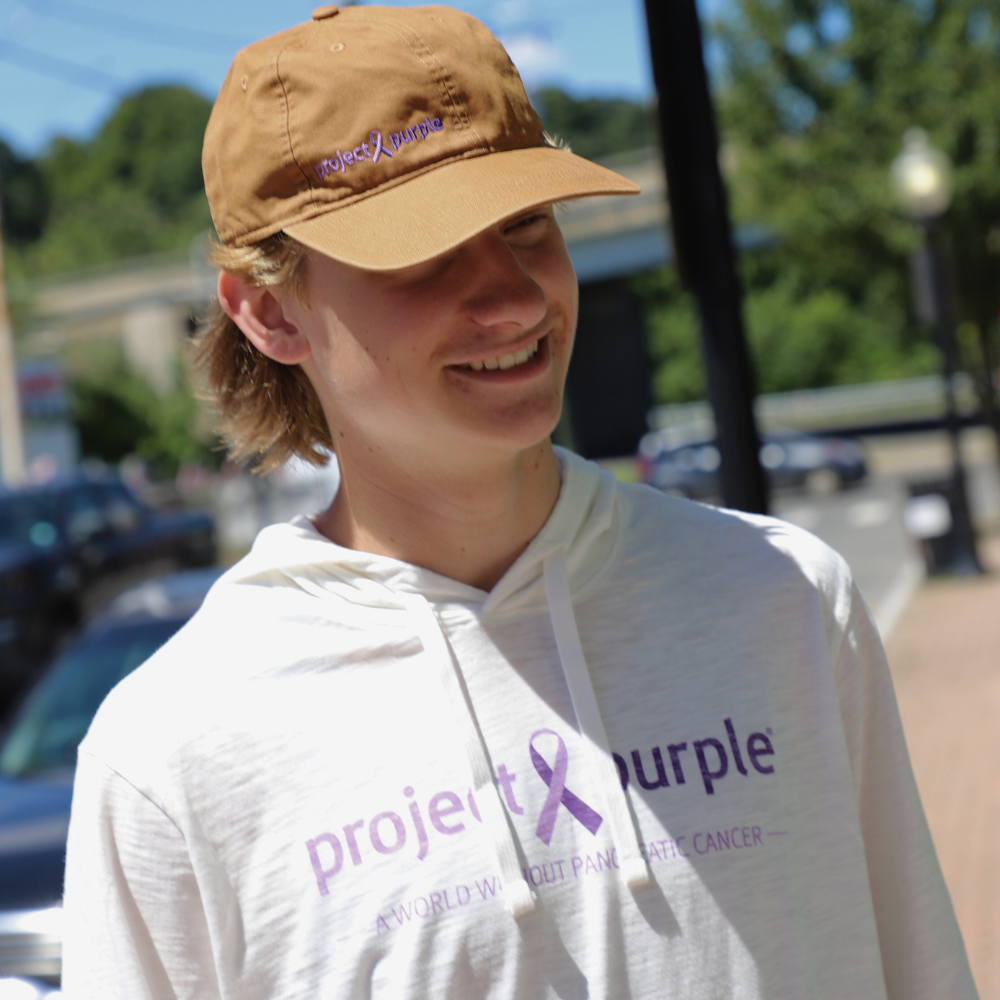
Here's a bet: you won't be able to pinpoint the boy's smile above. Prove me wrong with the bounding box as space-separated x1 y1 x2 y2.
448 331 544 376
289 205 578 469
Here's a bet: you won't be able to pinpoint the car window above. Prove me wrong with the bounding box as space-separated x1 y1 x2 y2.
98 482 145 533
0 618 185 778
61 485 108 544
0 493 59 547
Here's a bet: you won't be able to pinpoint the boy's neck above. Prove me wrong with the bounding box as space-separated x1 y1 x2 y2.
313 440 562 592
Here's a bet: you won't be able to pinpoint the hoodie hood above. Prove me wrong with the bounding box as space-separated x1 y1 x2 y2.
221 447 621 617
213 448 647 915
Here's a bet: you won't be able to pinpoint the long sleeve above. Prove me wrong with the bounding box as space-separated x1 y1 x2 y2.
835 583 978 1000
62 751 222 1000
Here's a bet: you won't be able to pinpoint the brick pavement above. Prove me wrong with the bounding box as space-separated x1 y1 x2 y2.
885 536 1000 999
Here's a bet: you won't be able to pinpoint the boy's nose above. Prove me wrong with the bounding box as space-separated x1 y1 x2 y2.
461 229 549 332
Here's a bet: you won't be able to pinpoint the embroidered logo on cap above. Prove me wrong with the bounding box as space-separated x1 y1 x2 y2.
314 115 445 180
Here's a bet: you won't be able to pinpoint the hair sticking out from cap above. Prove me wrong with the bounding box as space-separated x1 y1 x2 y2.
192 234 334 475
542 131 571 153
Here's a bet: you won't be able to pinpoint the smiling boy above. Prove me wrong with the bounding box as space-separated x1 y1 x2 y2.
62 5 977 999
222 201 580 593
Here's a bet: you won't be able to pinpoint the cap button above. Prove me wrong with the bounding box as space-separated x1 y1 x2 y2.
312 5 339 18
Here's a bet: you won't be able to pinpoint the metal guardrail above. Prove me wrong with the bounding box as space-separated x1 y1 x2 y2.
649 374 983 443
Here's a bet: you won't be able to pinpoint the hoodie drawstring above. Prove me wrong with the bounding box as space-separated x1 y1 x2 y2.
543 547 650 890
404 546 648 920
407 595 537 917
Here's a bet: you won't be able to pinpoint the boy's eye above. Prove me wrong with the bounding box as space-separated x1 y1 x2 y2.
505 213 546 234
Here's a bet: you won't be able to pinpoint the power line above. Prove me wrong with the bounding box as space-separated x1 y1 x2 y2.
26 0 247 53
0 36 121 91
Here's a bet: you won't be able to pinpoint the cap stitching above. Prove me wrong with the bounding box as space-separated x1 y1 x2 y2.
403 24 491 153
232 146 601 246
369 16 491 155
235 146 496 243
274 44 317 208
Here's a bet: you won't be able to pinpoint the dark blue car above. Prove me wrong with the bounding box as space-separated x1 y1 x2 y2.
0 568 222 992
0 475 215 702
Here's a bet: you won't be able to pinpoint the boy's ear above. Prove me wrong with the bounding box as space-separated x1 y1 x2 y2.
217 271 311 365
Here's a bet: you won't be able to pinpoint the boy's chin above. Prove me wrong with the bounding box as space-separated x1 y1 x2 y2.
460 412 564 457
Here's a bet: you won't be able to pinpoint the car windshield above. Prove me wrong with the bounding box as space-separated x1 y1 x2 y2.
0 493 59 546
0 618 184 778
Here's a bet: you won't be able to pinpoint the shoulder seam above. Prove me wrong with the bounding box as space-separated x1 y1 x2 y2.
78 747 185 838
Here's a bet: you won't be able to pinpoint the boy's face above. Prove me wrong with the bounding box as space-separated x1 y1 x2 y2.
291 204 578 467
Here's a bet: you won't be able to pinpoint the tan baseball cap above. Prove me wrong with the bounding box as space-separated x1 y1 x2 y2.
202 4 639 271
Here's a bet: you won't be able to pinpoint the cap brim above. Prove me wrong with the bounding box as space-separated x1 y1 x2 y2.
284 146 640 272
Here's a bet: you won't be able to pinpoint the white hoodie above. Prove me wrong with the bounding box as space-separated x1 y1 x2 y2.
63 449 976 1000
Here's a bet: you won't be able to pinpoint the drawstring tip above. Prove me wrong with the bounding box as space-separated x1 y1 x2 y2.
622 857 650 889
504 878 536 918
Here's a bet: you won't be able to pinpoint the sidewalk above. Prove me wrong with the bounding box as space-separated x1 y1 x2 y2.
885 536 1000 999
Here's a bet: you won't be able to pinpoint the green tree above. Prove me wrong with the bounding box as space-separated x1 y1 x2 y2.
633 268 705 403
711 0 1000 379
636 262 939 406
534 88 654 160
0 139 50 247
68 343 220 478
15 85 214 276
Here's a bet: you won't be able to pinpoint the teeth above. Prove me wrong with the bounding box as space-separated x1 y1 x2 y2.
467 339 539 372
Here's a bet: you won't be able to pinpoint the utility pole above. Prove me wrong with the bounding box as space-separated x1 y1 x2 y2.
642 0 768 514
0 183 27 488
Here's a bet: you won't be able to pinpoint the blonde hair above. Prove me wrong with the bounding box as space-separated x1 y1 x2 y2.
192 233 333 474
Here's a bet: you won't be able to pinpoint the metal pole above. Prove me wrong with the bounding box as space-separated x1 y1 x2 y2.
974 318 1000 467
642 0 768 514
0 184 26 488
923 218 982 575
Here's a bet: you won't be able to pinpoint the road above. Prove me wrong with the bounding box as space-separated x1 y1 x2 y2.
773 478 921 636
769 431 999 638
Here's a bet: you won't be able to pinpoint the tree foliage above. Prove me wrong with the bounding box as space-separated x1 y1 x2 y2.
9 85 213 277
534 6 1000 404
68 343 220 478
712 0 1000 377
535 88 655 160
636 264 939 404
0 139 50 247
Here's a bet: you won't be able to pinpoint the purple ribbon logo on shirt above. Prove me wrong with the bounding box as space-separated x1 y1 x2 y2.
529 729 603 845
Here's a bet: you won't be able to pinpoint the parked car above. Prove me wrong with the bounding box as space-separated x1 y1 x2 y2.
636 430 867 501
0 475 216 701
0 568 223 992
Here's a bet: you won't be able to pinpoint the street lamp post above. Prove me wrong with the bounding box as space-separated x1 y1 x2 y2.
891 129 982 575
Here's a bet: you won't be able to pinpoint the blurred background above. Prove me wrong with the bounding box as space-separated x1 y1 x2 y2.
0 0 998 996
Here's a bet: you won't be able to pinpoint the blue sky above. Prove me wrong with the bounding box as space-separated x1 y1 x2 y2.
0 0 658 156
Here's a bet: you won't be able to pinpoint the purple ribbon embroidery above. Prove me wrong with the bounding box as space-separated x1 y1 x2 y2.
529 729 603 845
368 129 392 163
313 116 444 181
